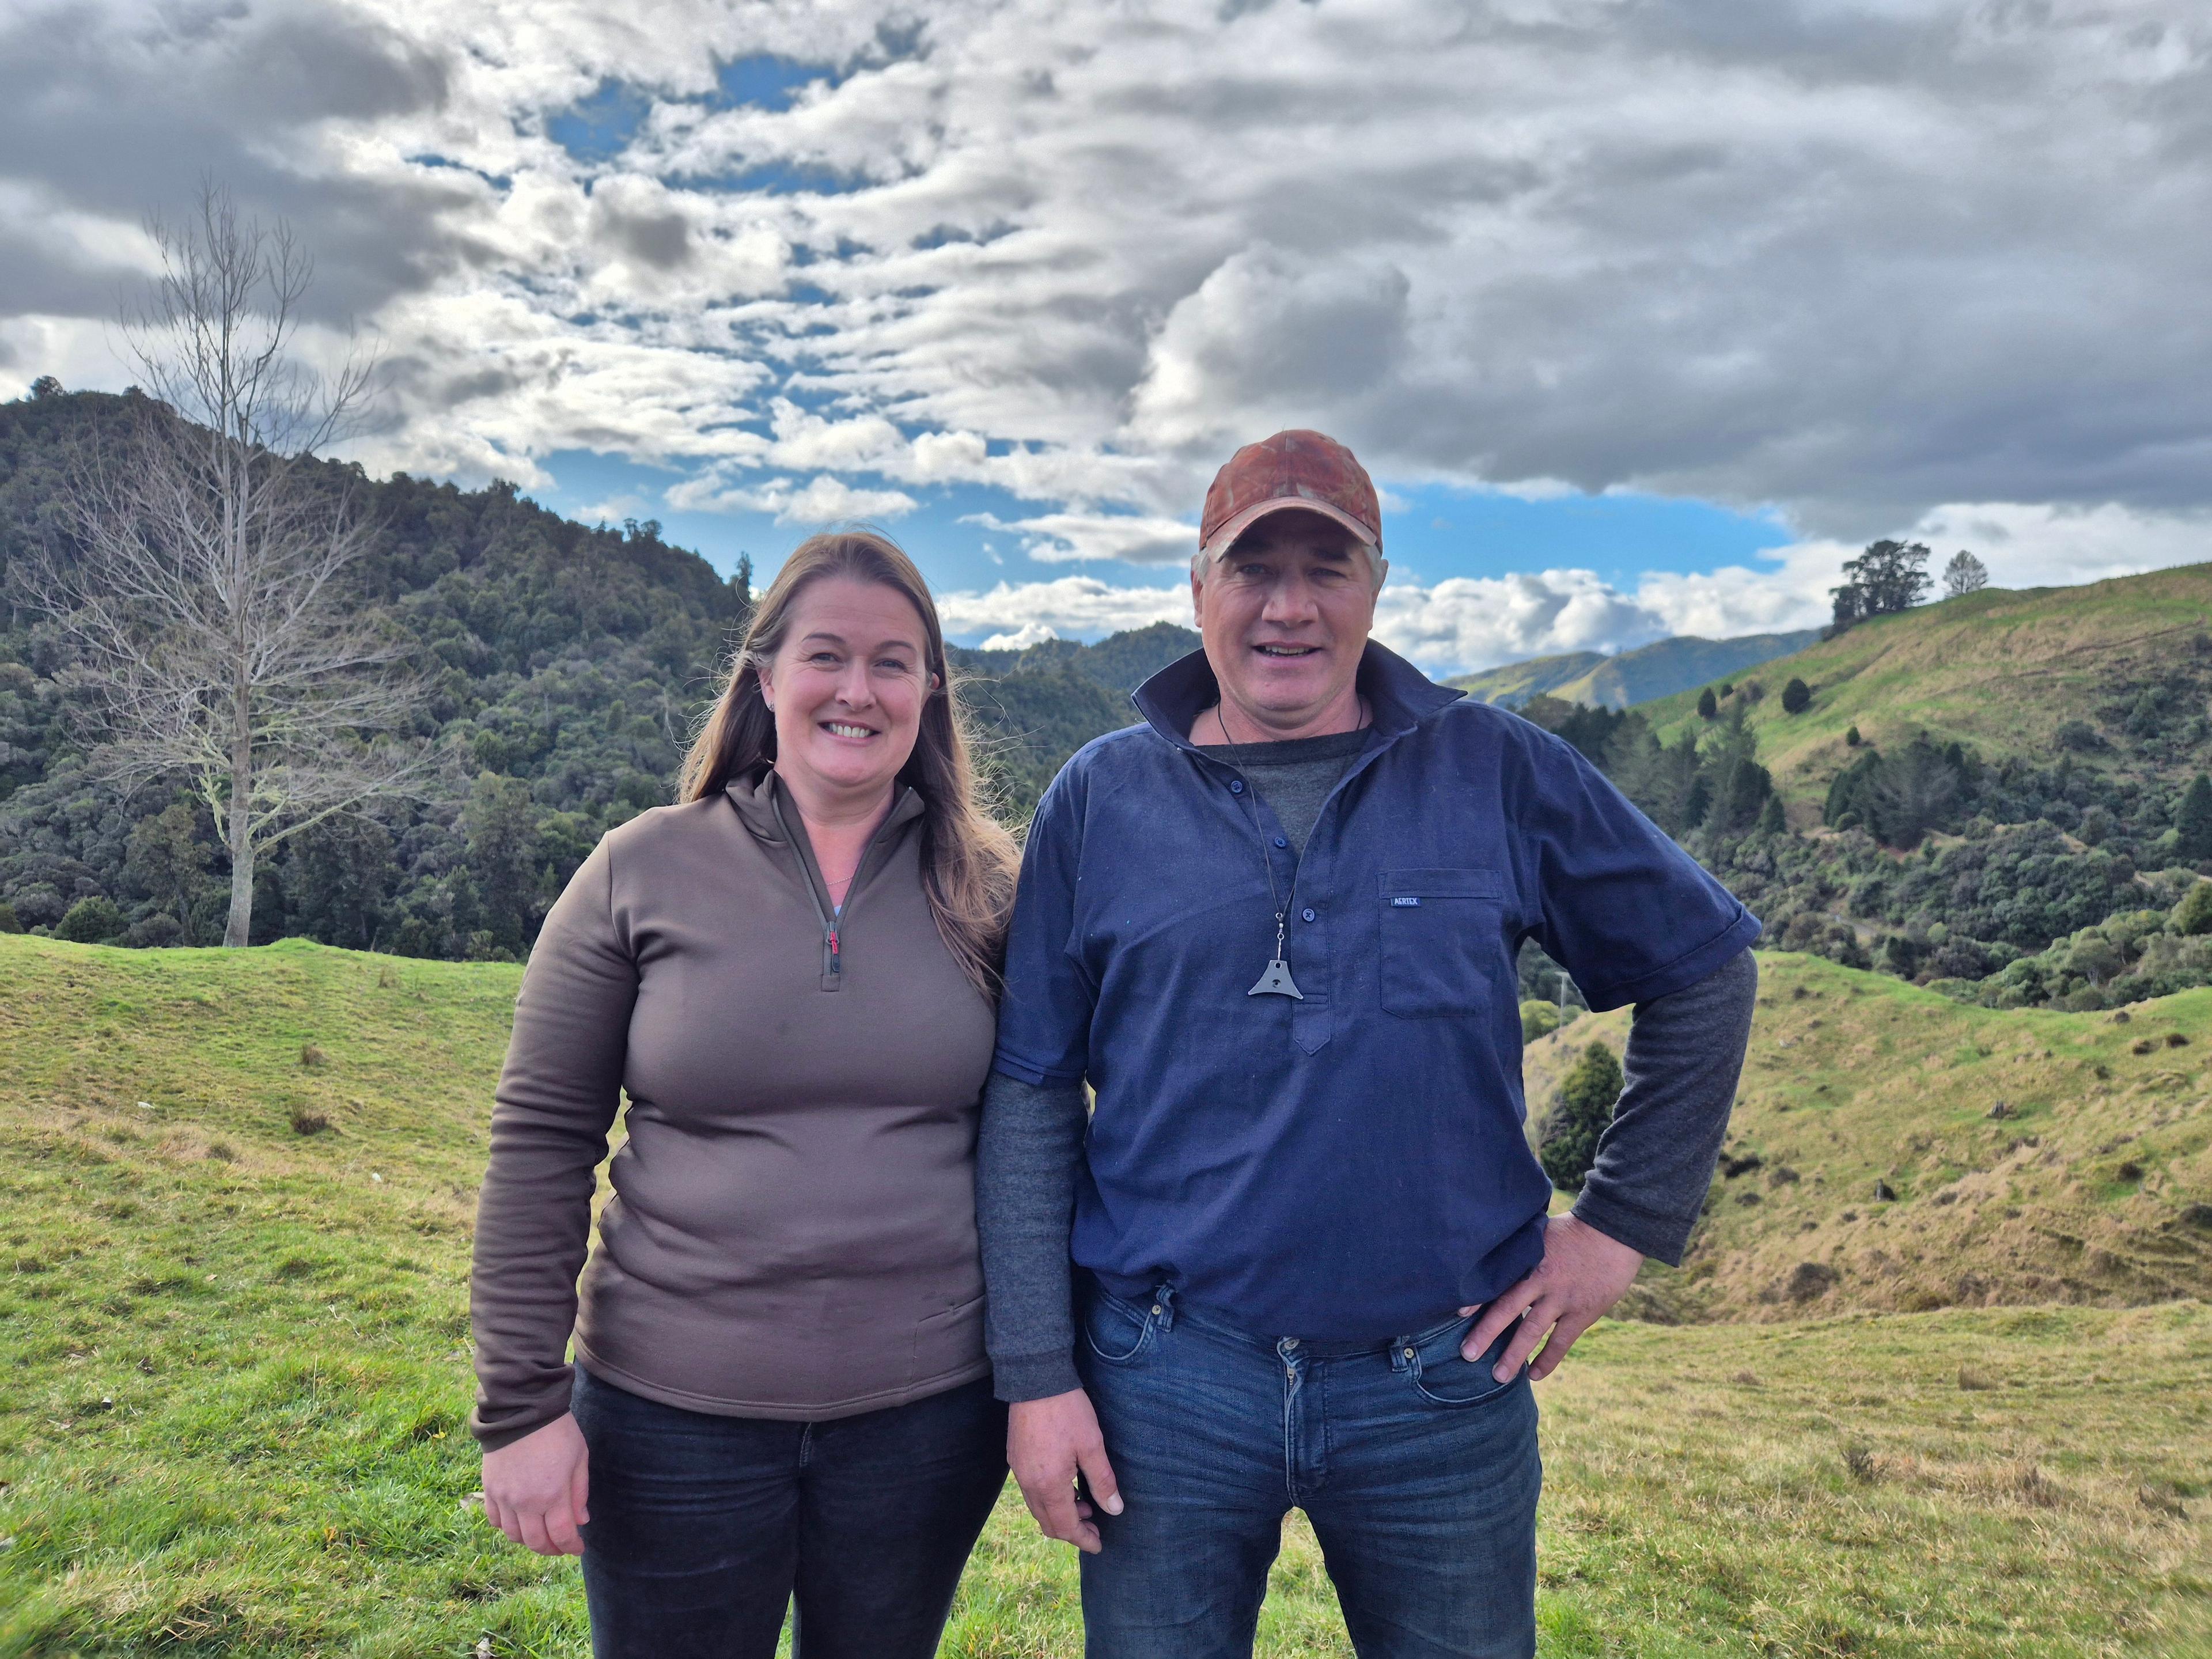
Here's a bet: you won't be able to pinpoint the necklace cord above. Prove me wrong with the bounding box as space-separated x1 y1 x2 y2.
1207 693 1372 975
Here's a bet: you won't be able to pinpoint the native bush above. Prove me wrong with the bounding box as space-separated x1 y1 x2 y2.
55 895 126 943
1539 1040 1622 1190
2175 881 2212 938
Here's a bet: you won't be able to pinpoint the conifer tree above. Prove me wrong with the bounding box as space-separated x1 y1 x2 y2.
1698 687 1718 719
1782 677 1812 714
2177 773 2212 863
1538 1040 1623 1190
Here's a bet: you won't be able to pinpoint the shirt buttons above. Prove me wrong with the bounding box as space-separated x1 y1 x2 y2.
1273 835 1287 849
1229 779 1245 794
1301 907 1317 922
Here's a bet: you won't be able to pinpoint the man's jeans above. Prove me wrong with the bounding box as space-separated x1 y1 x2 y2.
1078 1282 1540 1659
570 1366 1006 1659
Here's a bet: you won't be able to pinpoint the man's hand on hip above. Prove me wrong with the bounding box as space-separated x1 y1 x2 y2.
1460 1213 1644 1382
1008 1388 1123 1554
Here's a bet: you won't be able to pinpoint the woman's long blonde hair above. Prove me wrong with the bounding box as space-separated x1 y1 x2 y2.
679 530 1019 998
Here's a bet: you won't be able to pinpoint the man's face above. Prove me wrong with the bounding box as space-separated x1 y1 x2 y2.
1191 509 1380 735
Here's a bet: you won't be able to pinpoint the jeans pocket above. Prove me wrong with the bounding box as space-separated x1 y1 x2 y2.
1402 1313 1524 1408
1081 1288 1158 1366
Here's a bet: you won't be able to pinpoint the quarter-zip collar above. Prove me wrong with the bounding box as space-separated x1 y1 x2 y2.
726 769 927 990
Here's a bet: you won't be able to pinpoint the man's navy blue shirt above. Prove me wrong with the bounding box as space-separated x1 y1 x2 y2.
993 642 1761 1341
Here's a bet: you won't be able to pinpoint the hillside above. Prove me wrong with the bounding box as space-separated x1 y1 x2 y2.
0 389 1192 957
1634 566 2212 809
1524 950 2212 1322
2 933 2207 1656
1449 628 1820 710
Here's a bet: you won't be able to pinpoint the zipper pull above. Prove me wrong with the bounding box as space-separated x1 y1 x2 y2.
827 927 840 974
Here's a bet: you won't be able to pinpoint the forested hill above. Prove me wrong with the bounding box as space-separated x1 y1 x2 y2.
1521 563 2212 1016
0 389 1192 959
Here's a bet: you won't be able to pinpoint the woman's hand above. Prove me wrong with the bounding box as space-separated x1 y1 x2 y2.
482 1411 591 1555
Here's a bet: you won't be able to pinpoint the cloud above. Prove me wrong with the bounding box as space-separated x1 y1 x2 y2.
667 471 917 523
1373 571 1672 675
937 577 1192 642
961 510 1194 565
978 621 1058 650
7 0 2211 576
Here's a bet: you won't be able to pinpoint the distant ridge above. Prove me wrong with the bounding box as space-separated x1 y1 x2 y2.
1449 628 1823 709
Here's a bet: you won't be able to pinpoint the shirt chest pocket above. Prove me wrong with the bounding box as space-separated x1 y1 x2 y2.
1377 869 1505 1020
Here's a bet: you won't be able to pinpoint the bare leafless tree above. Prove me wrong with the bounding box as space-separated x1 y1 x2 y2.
18 183 435 947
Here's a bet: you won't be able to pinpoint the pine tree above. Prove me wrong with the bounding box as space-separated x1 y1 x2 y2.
2177 773 2212 863
1757 793 1787 835
1698 687 1718 720
1846 725 1861 747
1539 1041 1623 1190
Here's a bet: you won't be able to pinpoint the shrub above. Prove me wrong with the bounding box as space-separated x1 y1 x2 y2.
1519 999 1562 1043
1845 725 1861 747
1781 678 1811 714
1538 1040 1622 1190
55 896 126 944
1697 687 1718 720
2173 881 2212 937
0 901 20 933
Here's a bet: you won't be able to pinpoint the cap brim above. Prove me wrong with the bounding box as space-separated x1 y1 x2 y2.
1199 496 1380 562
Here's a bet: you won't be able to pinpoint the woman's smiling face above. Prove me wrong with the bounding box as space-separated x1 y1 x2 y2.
759 575 934 810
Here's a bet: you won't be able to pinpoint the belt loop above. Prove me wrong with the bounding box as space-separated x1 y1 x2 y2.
1152 1283 1177 1331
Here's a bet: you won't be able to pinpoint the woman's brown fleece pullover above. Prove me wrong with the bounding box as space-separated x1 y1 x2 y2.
467 771 997 1452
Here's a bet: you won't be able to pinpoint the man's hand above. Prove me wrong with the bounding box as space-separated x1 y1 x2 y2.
482 1411 590 1556
1461 1213 1644 1382
1008 1388 1123 1554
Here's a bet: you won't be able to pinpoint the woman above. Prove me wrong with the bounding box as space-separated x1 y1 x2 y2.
468 531 1020 1657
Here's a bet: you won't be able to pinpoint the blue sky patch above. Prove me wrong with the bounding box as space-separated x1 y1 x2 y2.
709 55 834 111
546 81 655 164
521 448 1804 649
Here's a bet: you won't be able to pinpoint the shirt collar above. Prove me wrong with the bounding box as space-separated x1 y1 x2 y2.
1131 639 1463 753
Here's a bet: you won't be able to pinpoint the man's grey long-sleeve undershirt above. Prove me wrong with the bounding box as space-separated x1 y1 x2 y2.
976 728 1759 1402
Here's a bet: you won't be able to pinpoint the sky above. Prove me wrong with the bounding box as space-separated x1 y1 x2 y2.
2 0 2209 671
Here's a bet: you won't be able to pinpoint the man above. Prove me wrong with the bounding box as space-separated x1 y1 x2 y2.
978 430 1758 1658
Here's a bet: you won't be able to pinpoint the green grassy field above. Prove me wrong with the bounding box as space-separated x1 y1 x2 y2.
2 935 2209 1657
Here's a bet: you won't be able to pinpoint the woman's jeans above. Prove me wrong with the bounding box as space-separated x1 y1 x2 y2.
1077 1283 1541 1659
571 1366 1007 1659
